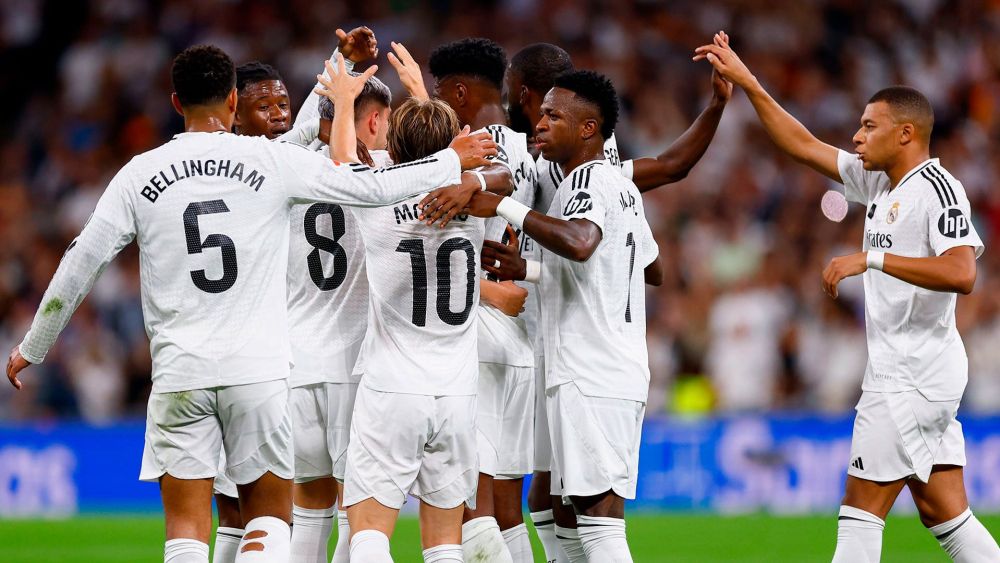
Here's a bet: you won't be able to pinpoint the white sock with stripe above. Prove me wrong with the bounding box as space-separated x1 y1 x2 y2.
331 510 351 563
290 505 335 563
554 525 586 563
577 515 632 562
212 527 243 563
832 505 884 563
501 523 534 563
530 510 567 563
929 507 1000 562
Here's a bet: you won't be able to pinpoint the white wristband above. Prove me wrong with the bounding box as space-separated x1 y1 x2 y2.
524 260 541 283
866 250 885 271
496 197 531 230
620 159 635 180
471 171 487 191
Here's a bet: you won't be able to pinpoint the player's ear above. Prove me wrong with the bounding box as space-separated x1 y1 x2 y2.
518 85 529 106
227 88 238 113
171 93 184 117
367 111 379 137
898 122 914 146
456 82 468 107
580 118 599 141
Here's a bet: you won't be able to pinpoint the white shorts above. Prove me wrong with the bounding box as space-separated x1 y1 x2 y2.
477 362 534 479
213 449 238 498
343 386 478 510
548 382 644 500
291 382 358 482
848 390 965 483
140 379 294 486
532 355 552 472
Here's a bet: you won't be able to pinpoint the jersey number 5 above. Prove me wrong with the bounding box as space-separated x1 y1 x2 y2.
184 200 237 294
395 237 476 327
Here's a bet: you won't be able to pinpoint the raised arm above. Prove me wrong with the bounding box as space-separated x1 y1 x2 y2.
694 32 841 182
630 68 731 191
292 26 377 129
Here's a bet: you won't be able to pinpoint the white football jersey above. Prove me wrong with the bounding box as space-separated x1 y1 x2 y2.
352 160 486 396
538 159 658 403
530 134 622 352
19 131 462 394
478 124 536 367
838 151 984 401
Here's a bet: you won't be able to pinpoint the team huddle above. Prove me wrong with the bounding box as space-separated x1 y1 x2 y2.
6 24 1000 563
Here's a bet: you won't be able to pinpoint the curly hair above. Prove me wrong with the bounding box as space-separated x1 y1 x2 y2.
428 38 507 89
387 98 460 164
236 61 283 94
171 45 236 107
553 70 619 139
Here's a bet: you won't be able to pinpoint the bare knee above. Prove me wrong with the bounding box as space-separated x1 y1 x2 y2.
527 472 552 512
215 494 242 529
571 490 624 519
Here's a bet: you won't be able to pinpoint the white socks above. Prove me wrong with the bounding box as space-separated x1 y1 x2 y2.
165 538 209 563
290 505 335 563
332 510 351 563
423 544 463 562
929 507 1000 562
462 516 514 562
577 515 632 562
832 505 884 563
501 523 534 563
235 516 291 562
554 525 587 563
351 529 392 562
212 527 244 563
530 510 568 563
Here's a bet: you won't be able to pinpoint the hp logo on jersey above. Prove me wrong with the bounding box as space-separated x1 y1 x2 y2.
938 208 970 239
564 192 593 216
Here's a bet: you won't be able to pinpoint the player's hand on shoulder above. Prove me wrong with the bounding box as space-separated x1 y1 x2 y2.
336 26 378 63
449 126 498 170
693 31 755 90
482 226 527 281
387 41 429 101
6 345 30 390
482 280 529 317
822 252 867 299
419 171 499 227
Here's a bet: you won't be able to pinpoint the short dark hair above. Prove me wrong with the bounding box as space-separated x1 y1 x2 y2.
171 45 236 107
318 74 392 121
428 38 507 89
552 70 619 139
509 43 573 93
387 98 460 164
867 86 934 139
236 61 284 94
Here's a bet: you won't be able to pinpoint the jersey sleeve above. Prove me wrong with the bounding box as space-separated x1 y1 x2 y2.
557 165 608 232
277 142 462 207
837 149 881 205
277 120 320 146
637 215 659 267
292 47 351 129
925 177 985 258
19 168 137 364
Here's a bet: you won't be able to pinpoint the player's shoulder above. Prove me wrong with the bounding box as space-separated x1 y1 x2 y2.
562 160 618 192
908 159 967 209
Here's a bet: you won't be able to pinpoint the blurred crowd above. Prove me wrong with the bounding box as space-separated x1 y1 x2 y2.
1 0 999 422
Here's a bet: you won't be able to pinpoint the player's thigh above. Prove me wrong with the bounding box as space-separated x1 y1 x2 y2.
343 387 432 510
908 465 970 527
420 500 465 548
219 379 294 486
493 478 525 529
346 497 400 539
414 394 478 511
141 388 222 483
842 475 907 519
162 475 215 542
289 383 334 482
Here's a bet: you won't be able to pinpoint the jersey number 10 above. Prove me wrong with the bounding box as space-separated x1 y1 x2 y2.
395 237 476 327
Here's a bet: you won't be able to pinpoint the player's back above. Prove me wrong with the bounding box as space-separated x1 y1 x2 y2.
122 131 296 392
540 159 657 403
353 184 485 396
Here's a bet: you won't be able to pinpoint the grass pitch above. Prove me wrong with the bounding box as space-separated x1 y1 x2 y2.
1 512 995 561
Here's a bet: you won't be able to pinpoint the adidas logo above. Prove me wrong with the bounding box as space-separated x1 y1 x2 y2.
851 457 865 471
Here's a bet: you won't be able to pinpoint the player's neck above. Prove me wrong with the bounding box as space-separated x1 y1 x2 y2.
559 144 605 176
183 109 233 134
467 102 508 131
887 149 931 188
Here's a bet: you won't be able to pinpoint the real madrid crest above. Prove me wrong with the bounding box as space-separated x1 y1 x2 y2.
887 202 900 224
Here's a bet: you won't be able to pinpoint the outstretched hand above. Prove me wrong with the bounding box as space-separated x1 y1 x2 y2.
336 26 378 63
314 53 379 104
693 31 755 90
387 41 429 101
6 345 29 390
